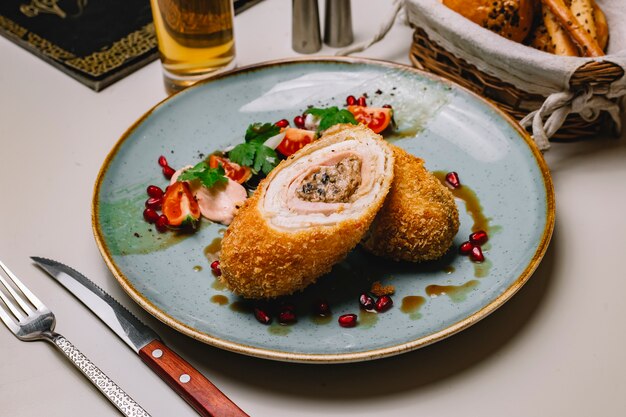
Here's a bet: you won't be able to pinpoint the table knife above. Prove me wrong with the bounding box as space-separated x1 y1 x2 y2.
32 257 249 417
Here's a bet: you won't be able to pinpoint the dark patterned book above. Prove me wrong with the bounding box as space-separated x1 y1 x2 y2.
0 0 263 91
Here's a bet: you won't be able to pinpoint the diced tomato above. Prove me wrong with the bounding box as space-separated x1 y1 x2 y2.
276 128 315 157
162 182 201 228
347 106 393 134
209 155 252 184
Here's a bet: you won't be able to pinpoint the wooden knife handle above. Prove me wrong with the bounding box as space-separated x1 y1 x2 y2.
139 340 249 417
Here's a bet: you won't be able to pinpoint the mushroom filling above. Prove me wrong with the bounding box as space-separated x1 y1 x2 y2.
296 157 362 203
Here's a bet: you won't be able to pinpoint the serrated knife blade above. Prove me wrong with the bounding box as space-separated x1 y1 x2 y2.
32 256 158 352
32 257 248 417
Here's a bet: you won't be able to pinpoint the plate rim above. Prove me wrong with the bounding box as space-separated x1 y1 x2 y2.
92 56 555 363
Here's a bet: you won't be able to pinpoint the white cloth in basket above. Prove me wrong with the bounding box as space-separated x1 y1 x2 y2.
340 0 626 150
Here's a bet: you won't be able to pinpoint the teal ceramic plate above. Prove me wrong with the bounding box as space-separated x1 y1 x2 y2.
93 58 554 363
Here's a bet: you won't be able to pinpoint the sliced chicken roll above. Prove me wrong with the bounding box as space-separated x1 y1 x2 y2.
361 145 459 262
220 124 395 299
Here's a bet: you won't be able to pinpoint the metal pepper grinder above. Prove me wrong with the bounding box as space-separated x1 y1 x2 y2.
292 0 322 53
323 0 353 47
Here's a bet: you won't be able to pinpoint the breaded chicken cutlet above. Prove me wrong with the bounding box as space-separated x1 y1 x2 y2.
219 124 395 299
361 145 459 262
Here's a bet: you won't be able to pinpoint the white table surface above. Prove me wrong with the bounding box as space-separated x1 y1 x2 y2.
1 1 625 416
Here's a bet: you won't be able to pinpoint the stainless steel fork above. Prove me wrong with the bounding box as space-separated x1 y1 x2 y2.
0 260 151 417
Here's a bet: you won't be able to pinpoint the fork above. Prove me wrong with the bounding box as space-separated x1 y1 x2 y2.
0 260 151 417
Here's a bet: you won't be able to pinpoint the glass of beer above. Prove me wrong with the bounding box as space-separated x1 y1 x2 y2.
150 0 236 93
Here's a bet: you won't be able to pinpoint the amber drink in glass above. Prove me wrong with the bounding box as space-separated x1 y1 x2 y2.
150 0 236 93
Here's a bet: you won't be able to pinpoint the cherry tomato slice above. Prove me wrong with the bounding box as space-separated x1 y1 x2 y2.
209 155 252 184
347 106 392 134
276 128 315 157
162 182 201 228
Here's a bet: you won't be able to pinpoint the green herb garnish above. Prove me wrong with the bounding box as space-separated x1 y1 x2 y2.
306 106 357 132
253 145 278 174
228 122 280 175
228 143 256 167
244 122 280 143
178 162 228 188
229 141 278 175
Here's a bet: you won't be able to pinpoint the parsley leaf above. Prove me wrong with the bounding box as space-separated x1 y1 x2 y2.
254 145 278 174
306 106 357 132
229 141 278 175
244 123 280 143
228 123 281 175
228 143 256 167
178 162 228 188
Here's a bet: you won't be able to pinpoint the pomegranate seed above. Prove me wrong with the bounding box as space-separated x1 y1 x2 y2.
382 104 392 109
294 115 305 129
145 197 162 210
158 155 168 167
275 119 289 128
470 246 485 263
375 295 393 312
156 214 169 232
459 241 474 255
313 299 331 316
338 314 357 328
143 208 159 224
357 96 367 107
254 307 271 325
346 95 357 105
147 185 164 198
359 293 375 311
278 310 297 325
445 172 461 189
470 230 488 245
162 165 176 179
210 260 221 276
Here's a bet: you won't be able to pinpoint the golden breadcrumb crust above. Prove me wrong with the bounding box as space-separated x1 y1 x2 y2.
370 281 395 296
220 125 394 299
361 145 459 262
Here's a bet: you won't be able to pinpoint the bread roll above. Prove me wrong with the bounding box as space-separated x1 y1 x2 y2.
570 0 596 41
541 0 604 56
220 124 395 299
528 22 555 53
542 4 579 55
443 0 535 43
592 0 608 51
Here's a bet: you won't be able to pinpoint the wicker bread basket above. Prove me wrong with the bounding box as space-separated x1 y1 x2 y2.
402 0 626 146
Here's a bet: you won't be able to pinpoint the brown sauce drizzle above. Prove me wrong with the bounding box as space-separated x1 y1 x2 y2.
358 311 379 328
229 301 251 313
426 280 479 302
311 314 333 325
204 235 226 288
433 171 498 278
203 237 222 260
401 296 426 314
211 278 227 291
474 259 492 278
210 295 228 305
433 171 491 233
